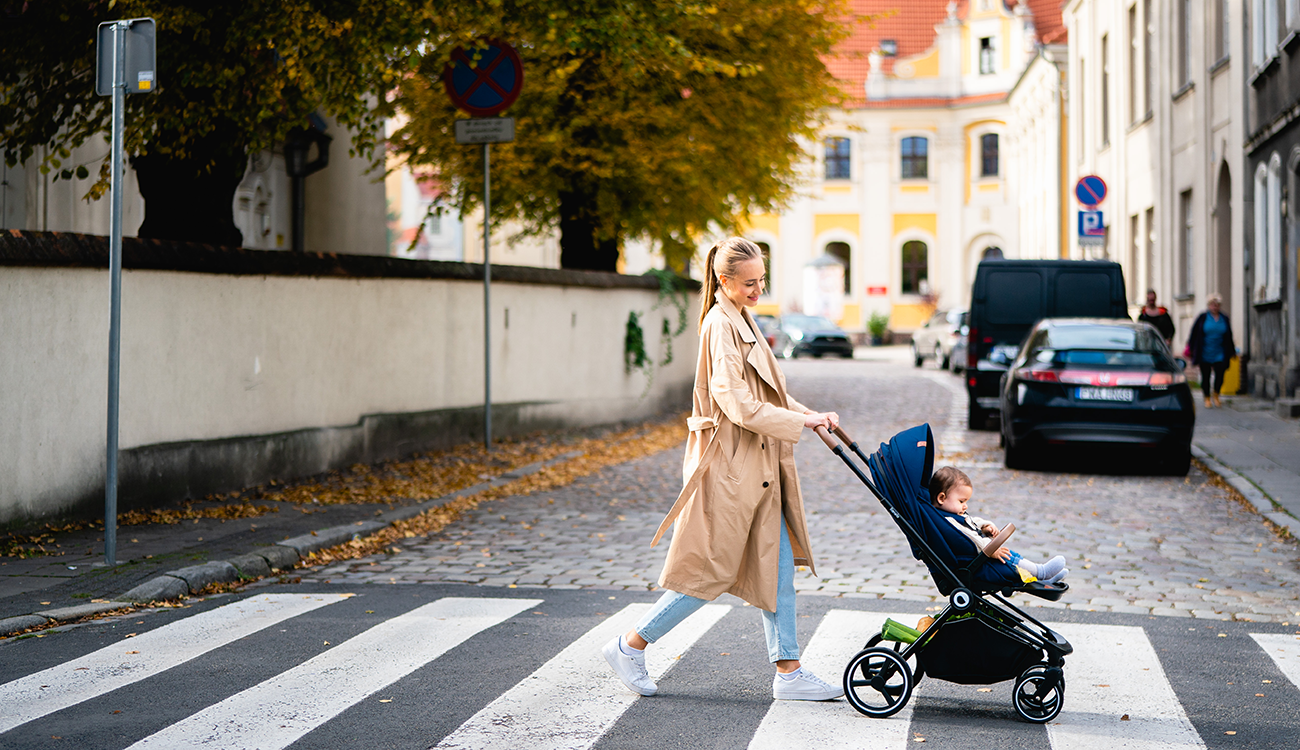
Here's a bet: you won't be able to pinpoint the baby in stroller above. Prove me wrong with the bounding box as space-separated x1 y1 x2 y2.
930 466 1068 584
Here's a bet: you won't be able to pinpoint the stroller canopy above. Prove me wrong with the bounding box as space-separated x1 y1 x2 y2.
867 424 1021 591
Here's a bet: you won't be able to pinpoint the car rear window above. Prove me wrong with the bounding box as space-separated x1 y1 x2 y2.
984 271 1043 325
1028 325 1173 368
1033 349 1160 367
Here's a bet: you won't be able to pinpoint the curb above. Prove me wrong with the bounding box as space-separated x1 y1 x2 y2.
1192 444 1296 536
1 450 583 637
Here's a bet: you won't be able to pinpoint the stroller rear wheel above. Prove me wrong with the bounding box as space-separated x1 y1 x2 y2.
1013 663 1064 723
865 633 924 684
843 648 913 718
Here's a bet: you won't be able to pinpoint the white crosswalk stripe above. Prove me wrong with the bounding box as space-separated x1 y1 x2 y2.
1250 633 1300 689
434 602 730 750
749 610 918 750
0 592 350 734
126 596 541 750
1046 623 1206 749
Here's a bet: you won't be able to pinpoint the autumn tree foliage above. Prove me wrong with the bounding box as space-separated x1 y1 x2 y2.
391 0 851 272
1 0 427 246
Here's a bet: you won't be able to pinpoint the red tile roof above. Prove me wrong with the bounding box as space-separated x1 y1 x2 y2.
827 0 1065 108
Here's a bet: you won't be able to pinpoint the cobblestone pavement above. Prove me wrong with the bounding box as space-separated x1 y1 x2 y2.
300 353 1300 623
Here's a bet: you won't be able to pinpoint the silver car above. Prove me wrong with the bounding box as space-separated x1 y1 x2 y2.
911 309 967 369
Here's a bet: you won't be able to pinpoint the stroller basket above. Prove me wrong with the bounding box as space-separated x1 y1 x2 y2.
812 423 1073 723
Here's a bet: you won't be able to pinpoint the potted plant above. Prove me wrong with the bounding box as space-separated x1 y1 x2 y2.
867 311 889 346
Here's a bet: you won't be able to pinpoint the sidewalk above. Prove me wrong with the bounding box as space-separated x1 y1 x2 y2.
1192 395 1300 535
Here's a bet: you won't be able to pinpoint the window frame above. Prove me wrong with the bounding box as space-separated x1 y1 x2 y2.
901 240 929 295
900 136 929 180
979 133 1000 178
824 136 852 181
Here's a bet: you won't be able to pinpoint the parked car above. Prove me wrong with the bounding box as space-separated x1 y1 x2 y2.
753 314 791 355
775 314 855 358
998 318 1194 474
911 309 967 369
950 313 970 375
966 259 1128 429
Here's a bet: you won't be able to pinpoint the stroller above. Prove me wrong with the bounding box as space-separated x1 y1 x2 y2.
813 423 1072 723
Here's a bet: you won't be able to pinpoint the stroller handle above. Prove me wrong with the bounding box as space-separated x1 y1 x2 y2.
832 425 855 446
813 425 839 450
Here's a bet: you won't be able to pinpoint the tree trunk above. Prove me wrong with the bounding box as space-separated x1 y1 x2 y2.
558 187 618 271
132 124 247 248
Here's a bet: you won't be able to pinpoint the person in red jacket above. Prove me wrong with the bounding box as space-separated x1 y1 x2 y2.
1136 290 1175 351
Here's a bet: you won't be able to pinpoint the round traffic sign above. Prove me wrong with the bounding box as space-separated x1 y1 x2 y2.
1075 175 1107 206
443 40 523 117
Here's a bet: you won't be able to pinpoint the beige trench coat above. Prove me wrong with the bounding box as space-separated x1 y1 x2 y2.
650 291 817 612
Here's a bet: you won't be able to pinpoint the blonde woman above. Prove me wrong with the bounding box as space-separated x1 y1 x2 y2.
603 238 843 701
1186 293 1237 408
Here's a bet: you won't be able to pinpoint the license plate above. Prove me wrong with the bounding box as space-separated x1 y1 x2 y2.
1076 387 1135 402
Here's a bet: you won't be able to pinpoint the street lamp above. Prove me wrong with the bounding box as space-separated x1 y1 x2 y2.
283 121 332 252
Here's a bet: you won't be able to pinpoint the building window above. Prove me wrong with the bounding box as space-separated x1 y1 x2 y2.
1129 213 1141 302
825 137 851 180
982 246 1004 260
1129 6 1139 123
1101 34 1111 146
1256 156 1283 301
1144 207 1156 294
826 241 851 294
1143 0 1153 114
880 39 897 56
979 37 996 74
901 240 928 294
1178 0 1191 85
1215 0 1229 59
980 134 999 177
901 136 928 179
1179 190 1194 296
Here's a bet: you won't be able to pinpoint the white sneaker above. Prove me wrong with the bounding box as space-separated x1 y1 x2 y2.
603 636 657 696
772 668 844 701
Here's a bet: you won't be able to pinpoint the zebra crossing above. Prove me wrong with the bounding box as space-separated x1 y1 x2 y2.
2 591 1297 749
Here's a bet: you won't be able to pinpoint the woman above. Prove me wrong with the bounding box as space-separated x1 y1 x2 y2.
1137 289 1176 351
1186 293 1236 408
602 238 843 701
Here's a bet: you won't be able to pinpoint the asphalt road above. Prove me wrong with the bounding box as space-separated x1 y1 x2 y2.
2 352 1298 749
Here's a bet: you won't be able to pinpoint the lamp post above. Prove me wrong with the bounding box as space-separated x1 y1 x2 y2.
283 124 331 252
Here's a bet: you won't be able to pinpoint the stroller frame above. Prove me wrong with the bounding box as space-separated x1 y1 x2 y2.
813 425 1073 723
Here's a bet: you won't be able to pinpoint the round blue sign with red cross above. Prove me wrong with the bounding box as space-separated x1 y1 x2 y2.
1075 175 1108 207
443 40 524 117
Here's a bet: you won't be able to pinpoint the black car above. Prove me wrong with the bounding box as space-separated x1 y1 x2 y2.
967 260 1128 429
999 319 1195 474
776 314 855 358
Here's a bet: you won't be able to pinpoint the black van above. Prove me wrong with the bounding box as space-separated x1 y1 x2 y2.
965 260 1127 428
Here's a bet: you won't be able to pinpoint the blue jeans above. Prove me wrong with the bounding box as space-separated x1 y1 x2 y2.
636 521 799 663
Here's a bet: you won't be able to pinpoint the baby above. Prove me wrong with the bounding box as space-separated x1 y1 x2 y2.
930 466 1068 584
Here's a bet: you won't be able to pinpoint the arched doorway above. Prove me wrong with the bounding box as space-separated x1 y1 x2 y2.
902 240 928 294
826 241 851 294
1214 163 1232 314
981 246 1004 260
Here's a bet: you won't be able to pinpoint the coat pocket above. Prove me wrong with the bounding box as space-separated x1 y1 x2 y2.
724 430 755 484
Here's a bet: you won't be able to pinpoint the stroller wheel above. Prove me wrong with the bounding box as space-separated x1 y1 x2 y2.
1013 663 1064 723
843 648 913 718
865 633 924 684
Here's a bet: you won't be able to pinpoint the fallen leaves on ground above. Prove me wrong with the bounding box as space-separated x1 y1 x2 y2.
298 418 686 568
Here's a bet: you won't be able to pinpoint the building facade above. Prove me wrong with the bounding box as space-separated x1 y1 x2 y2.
1244 0 1300 398
729 0 1066 334
1064 0 1247 381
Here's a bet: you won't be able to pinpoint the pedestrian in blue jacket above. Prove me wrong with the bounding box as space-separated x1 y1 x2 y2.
1185 294 1236 408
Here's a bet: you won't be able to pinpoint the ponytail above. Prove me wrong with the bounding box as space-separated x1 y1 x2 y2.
697 237 763 330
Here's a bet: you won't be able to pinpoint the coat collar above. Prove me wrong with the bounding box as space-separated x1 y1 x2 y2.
715 291 782 394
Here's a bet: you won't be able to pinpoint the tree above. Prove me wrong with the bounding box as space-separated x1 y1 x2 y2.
389 0 852 272
1 0 427 246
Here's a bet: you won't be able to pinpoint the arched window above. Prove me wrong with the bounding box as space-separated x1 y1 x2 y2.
826 241 851 294
901 137 928 179
825 137 851 180
982 246 1004 260
902 241 928 294
756 241 773 294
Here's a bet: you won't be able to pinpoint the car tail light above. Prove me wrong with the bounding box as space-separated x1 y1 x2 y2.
765 334 776 347
968 327 979 369
1018 369 1188 386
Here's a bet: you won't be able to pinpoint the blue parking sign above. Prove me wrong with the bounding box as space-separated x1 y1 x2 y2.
1078 210 1105 236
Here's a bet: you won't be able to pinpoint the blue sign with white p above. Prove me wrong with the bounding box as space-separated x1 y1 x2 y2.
1078 210 1105 236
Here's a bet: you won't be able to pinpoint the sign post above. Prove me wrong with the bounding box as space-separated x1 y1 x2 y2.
1074 175 1108 250
94 18 155 566
444 40 523 451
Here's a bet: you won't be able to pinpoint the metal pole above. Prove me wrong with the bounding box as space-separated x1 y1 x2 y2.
483 142 492 451
105 21 127 566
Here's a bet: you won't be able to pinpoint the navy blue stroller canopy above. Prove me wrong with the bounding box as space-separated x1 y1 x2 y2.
866 424 1022 591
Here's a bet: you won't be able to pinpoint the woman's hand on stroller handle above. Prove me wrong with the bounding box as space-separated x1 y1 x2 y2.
803 411 839 431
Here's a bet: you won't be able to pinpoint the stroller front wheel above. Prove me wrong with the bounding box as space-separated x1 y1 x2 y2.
843 648 914 718
1013 663 1065 723
865 633 924 684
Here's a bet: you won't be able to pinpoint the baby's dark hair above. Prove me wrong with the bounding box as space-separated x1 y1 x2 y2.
929 466 972 506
